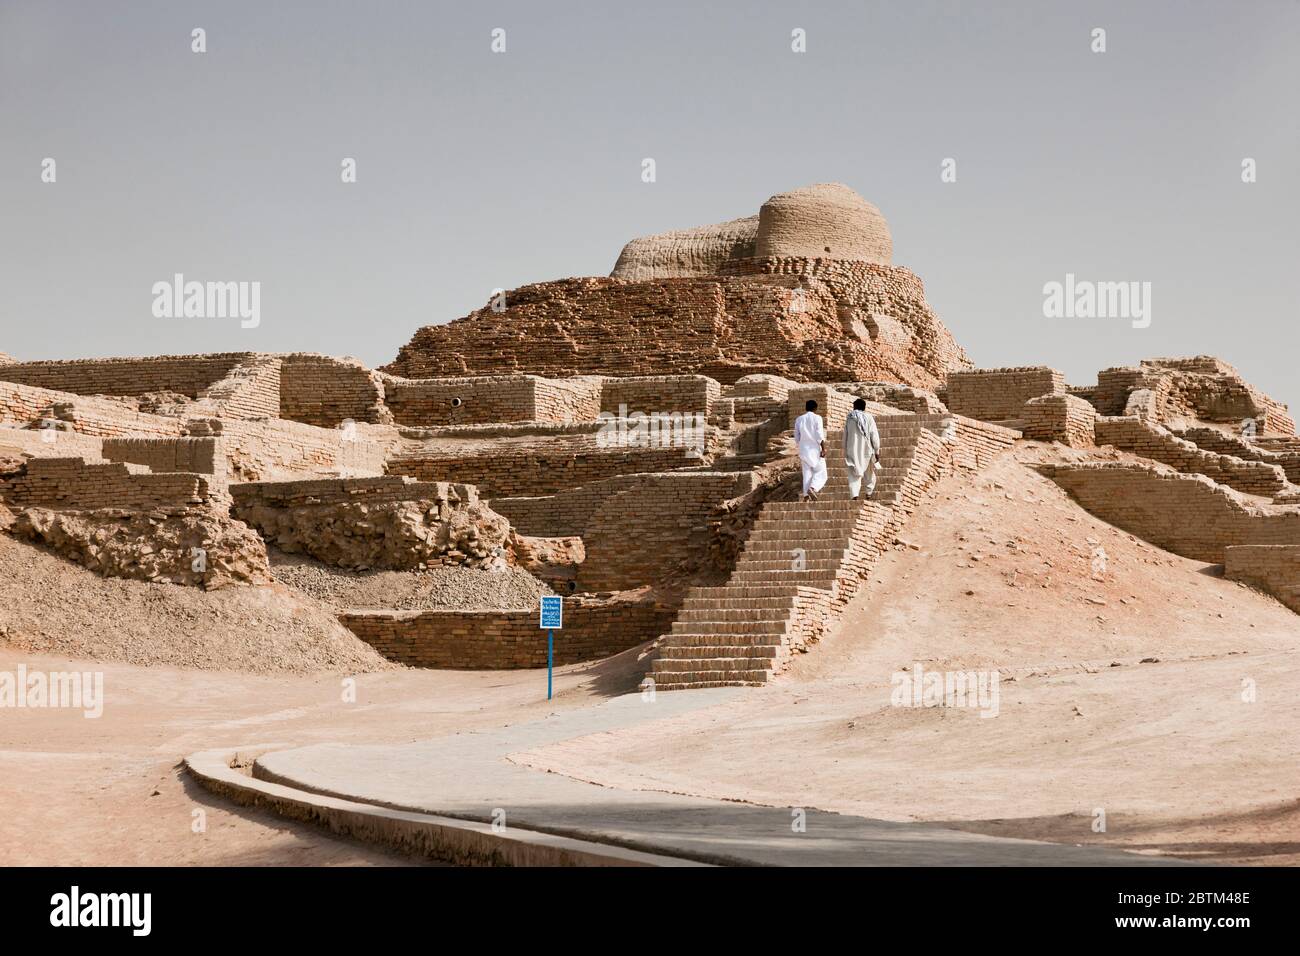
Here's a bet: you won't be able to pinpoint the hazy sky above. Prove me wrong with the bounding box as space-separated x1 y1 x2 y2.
2 0 1297 411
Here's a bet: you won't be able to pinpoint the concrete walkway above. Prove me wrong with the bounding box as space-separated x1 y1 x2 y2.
250 689 1179 866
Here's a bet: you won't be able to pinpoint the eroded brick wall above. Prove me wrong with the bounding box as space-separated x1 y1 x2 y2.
339 598 674 668
1 457 211 511
1045 463 1300 562
1094 417 1287 497
380 374 604 426
0 353 255 398
1224 545 1300 613
0 382 185 438
599 375 720 417
279 354 387 426
576 473 758 591
1175 426 1300 484
102 438 227 487
492 471 753 538
387 434 701 497
196 418 389 482
944 367 1065 422
1020 394 1097 447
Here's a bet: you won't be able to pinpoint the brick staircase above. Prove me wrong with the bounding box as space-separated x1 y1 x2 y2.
646 415 945 689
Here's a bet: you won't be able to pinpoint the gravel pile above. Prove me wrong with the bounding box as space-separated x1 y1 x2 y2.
0 535 394 673
270 551 553 611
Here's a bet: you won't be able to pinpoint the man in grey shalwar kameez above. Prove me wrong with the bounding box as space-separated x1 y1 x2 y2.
844 398 881 500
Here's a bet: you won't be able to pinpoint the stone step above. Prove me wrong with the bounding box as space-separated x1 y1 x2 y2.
680 594 797 609
747 522 857 536
734 556 845 571
744 532 855 547
658 632 788 648
739 545 850 560
649 679 769 690
687 584 807 598
650 660 773 679
676 607 792 622
655 644 783 660
765 501 864 513
730 570 838 585
670 619 789 636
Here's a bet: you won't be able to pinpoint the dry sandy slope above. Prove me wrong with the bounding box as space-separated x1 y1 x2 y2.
0 535 392 674
510 448 1300 864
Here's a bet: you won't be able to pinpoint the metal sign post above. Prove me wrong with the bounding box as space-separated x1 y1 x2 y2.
539 595 563 700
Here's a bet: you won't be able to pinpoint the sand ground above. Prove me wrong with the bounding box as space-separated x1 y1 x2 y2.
0 645 650 866
2 448 1297 865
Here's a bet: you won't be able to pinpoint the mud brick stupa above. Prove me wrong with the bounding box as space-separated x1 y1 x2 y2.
387 183 971 389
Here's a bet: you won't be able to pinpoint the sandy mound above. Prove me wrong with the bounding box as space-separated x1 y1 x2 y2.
0 535 393 674
269 550 552 611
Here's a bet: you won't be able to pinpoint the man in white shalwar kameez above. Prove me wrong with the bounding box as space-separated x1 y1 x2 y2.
844 398 881 500
794 399 828 500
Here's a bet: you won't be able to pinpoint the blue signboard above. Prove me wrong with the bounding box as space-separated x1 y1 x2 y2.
540 595 563 630
540 596 563 700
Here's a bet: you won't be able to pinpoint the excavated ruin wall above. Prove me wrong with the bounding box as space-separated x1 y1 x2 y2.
1224 545 1300 613
231 476 509 571
387 436 704 498
0 353 255 398
1086 360 1295 435
599 375 720 416
0 456 269 588
1175 426 1300 484
491 471 753 539
0 425 104 461
198 355 282 419
1094 417 1289 497
944 367 1065 422
2 456 209 510
278 353 389 427
915 414 1020 471
192 417 389 482
1021 394 1097 447
381 374 604 427
101 438 227 487
1044 462 1300 563
573 473 758 591
339 599 674 668
0 381 185 438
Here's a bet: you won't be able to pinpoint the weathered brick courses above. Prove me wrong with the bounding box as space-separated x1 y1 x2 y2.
944 367 1065 422
339 598 674 668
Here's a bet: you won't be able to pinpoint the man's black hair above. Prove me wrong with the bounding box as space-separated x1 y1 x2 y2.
805 399 818 411
853 398 867 410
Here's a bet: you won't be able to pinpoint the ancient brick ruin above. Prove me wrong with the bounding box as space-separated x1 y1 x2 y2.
3 183 1297 685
